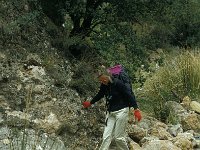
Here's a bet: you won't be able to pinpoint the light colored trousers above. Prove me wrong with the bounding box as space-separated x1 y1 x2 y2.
99 107 129 150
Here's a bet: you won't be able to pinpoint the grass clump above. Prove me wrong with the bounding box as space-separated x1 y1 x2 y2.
141 50 200 121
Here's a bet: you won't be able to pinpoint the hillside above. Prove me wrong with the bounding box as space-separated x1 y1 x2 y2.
0 1 200 150
0 1 103 149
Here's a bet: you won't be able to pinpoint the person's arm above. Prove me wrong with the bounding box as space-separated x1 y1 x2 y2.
90 84 106 104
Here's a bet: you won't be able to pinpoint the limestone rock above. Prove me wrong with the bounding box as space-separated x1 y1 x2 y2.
148 127 172 140
128 125 147 142
26 53 42 65
140 136 159 145
140 116 159 128
181 113 200 131
142 140 181 150
0 127 66 150
165 101 186 114
172 132 195 150
168 124 183 137
129 140 142 150
0 52 6 60
33 112 61 134
194 136 200 149
174 137 193 150
182 96 192 109
190 101 200 114
153 121 168 130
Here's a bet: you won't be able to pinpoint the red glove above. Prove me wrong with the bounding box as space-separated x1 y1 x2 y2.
133 109 142 122
82 101 91 108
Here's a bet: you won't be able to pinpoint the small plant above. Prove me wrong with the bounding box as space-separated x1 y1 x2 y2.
167 110 179 125
178 51 200 96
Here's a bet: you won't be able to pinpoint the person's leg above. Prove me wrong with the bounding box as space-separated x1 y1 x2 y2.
99 113 116 150
113 108 129 150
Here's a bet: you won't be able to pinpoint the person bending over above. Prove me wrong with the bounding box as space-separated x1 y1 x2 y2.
82 73 142 150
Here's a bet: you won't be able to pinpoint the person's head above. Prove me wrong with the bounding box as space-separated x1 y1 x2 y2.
96 64 112 85
98 74 111 85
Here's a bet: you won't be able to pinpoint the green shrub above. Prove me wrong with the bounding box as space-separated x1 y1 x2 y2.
141 50 200 119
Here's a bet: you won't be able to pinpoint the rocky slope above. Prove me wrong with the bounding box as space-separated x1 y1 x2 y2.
0 1 104 149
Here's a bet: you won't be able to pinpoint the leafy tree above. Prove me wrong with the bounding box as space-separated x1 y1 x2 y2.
26 0 200 48
36 0 200 64
38 0 174 38
167 0 200 48
40 0 66 26
91 22 147 78
143 0 200 48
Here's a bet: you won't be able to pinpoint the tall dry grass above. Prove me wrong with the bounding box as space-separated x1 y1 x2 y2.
141 50 200 119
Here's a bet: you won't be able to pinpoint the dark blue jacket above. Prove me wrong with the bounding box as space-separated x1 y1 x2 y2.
90 78 138 112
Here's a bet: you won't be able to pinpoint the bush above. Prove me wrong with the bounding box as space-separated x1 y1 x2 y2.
140 50 200 119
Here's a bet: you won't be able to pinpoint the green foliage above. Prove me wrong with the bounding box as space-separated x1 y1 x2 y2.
178 51 200 96
167 110 179 125
129 0 200 49
36 0 200 62
160 104 179 124
38 0 175 38
91 23 147 80
3 10 40 34
136 23 172 50
110 0 172 22
141 50 200 119
157 0 200 48
40 0 66 26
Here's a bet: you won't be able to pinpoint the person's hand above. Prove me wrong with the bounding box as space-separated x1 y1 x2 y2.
82 101 91 108
133 109 142 122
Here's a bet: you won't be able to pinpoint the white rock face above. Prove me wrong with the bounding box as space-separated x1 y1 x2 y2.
5 110 31 120
33 112 61 133
0 127 66 150
142 140 181 150
0 52 6 59
190 101 200 114
17 66 47 82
